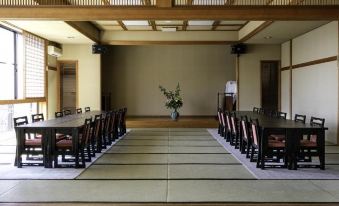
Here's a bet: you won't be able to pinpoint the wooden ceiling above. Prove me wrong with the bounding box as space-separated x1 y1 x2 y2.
93 20 248 32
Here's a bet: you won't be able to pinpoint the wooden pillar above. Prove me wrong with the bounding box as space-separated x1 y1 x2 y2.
156 0 173 8
289 40 293 119
236 55 240 110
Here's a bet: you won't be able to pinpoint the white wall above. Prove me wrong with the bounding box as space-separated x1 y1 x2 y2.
239 44 281 110
47 70 57 119
280 21 339 143
58 44 101 111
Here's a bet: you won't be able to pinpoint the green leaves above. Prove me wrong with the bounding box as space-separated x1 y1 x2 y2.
159 83 183 110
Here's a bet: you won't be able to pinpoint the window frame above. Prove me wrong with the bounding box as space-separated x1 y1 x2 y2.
0 25 47 105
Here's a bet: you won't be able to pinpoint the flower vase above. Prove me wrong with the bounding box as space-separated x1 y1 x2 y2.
171 110 179 121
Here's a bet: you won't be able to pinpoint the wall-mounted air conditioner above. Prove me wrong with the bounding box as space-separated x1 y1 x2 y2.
48 45 63 57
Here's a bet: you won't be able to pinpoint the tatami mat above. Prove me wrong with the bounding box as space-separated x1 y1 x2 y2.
170 132 210 136
169 146 229 154
168 153 239 164
169 140 221 147
77 165 168 179
123 136 169 140
0 146 16 154
167 180 338 202
116 140 169 146
325 154 339 164
168 164 255 179
0 180 167 202
326 145 339 154
95 154 168 164
107 146 169 153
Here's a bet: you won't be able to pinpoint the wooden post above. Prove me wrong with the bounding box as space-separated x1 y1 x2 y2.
236 55 240 110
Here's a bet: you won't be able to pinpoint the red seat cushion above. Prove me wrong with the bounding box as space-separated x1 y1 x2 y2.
268 141 285 148
300 139 317 147
269 134 286 141
25 139 42 147
56 133 66 141
56 139 73 149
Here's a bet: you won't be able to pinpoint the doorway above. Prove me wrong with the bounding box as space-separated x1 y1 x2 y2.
57 61 78 113
261 61 279 111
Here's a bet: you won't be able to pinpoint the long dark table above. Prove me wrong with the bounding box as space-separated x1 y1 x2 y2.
234 111 328 170
15 111 105 168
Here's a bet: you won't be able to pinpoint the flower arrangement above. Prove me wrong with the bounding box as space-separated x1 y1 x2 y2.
159 83 183 112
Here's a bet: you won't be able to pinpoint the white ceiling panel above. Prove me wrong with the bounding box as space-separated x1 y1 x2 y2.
123 20 149 26
188 20 214 26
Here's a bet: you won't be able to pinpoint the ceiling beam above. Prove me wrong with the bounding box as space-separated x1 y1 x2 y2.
65 21 100 43
211 21 220 31
143 0 157 31
118 20 128 31
0 6 338 20
101 0 110 5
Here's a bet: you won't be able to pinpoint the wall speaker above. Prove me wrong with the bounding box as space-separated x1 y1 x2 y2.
231 44 247 55
92 45 108 54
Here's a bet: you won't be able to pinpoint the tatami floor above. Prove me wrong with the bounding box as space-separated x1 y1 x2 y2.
1 128 339 204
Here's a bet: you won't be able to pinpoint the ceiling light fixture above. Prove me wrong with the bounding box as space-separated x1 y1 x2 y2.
161 27 177 32
67 36 75 39
264 36 272 39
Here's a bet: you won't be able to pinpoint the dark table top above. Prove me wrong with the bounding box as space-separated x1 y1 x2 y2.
15 111 105 129
234 111 327 130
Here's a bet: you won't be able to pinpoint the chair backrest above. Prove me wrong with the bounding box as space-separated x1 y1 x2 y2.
225 112 232 132
104 112 112 133
259 108 265 115
277 111 287 120
93 114 102 141
14 116 28 127
253 107 259 113
76 108 82 114
32 113 44 123
240 116 249 141
80 118 92 146
230 113 237 135
294 114 306 123
63 110 72 116
250 118 260 146
85 107 91 112
217 109 222 125
310 116 325 127
55 112 63 118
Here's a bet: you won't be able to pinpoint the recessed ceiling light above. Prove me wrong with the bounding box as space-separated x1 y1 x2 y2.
67 36 75 39
264 36 272 39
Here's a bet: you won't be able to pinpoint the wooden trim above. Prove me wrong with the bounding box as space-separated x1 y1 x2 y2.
57 60 79 111
281 56 338 71
337 21 339 145
156 0 173 8
48 66 57 71
0 98 46 105
117 20 128 31
239 21 273 42
281 66 289 71
1 6 339 20
103 40 236 45
289 40 293 119
237 56 240 110
292 56 338 69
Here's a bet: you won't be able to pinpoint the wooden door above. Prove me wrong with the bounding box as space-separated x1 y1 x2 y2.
261 61 279 111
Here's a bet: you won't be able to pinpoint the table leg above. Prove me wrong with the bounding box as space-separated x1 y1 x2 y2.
15 128 22 168
318 129 325 170
260 129 266 169
72 128 80 168
286 129 298 170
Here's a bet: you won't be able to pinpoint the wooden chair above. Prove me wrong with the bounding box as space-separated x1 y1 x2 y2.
259 108 265 115
240 115 251 158
253 107 260 113
250 119 286 169
277 112 287 119
76 108 82 114
230 113 240 148
224 112 232 142
32 114 44 123
93 114 103 153
85 107 91 112
298 116 325 169
14 116 44 167
63 110 72 116
217 108 223 135
53 118 92 168
55 112 63 118
103 112 112 145
270 114 306 141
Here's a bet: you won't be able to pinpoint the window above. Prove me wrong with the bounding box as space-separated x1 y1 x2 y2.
0 26 45 101
24 33 45 98
0 26 15 100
